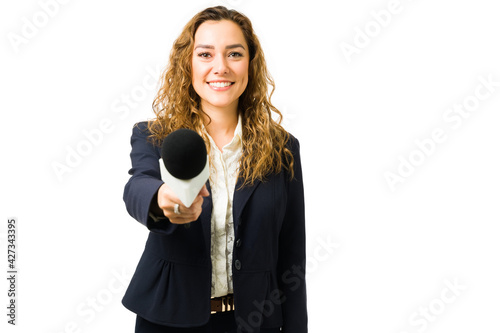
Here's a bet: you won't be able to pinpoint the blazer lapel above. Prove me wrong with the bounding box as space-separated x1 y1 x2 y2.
200 178 261 250
200 181 213 255
232 177 261 234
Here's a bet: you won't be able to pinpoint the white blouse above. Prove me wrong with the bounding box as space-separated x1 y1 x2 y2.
205 117 243 297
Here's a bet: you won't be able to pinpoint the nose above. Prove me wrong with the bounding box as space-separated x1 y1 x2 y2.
213 53 229 75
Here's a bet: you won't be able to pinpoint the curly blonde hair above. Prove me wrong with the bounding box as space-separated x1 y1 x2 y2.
147 6 294 186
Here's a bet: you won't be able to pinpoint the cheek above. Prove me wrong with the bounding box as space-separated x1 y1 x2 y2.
191 63 201 82
192 61 207 80
191 64 208 93
236 63 249 85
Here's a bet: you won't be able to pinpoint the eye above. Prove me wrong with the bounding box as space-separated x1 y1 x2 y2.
197 52 211 58
229 52 243 58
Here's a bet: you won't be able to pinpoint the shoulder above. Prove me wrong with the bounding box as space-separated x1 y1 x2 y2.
286 132 301 154
129 121 161 152
132 121 151 135
131 121 159 144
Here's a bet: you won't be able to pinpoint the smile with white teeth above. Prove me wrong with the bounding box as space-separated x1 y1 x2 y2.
208 81 234 88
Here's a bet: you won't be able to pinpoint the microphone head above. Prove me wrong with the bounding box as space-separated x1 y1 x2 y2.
161 129 207 180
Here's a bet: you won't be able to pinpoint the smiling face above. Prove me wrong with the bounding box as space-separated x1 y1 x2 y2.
191 20 249 116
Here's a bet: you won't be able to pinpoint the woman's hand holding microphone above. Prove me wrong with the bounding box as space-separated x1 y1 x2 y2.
155 183 210 224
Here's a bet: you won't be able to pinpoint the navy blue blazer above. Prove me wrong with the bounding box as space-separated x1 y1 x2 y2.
122 122 307 333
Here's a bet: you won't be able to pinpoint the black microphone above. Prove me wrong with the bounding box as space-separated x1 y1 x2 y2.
159 129 209 207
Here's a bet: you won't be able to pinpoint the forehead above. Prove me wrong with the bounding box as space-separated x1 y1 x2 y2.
194 20 247 47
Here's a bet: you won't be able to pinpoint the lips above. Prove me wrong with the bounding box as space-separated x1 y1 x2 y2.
207 81 234 88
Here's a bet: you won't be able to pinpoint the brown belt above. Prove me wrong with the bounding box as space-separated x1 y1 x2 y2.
211 294 235 314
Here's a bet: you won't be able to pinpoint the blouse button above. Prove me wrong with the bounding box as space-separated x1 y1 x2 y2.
234 260 242 270
235 239 242 248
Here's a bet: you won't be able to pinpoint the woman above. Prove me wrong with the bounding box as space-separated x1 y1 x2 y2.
122 6 307 333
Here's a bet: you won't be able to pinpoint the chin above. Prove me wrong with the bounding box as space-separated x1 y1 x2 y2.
206 99 238 109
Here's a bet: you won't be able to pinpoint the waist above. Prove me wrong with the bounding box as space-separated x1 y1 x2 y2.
211 294 234 314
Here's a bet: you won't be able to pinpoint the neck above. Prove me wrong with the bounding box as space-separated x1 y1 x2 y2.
202 102 239 151
202 102 238 137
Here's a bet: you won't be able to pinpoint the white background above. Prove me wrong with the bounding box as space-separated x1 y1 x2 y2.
1 0 499 332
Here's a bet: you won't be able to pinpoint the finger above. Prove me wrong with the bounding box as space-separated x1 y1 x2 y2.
162 208 196 224
158 183 183 207
172 203 182 215
170 208 199 223
190 195 204 208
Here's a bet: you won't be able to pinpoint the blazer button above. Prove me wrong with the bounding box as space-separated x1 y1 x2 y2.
234 259 242 270
235 239 242 248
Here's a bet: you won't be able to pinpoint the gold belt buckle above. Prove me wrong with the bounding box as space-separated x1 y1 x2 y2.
211 295 234 314
224 295 234 312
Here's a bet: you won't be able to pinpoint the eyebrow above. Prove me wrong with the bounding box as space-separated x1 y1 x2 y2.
194 43 246 50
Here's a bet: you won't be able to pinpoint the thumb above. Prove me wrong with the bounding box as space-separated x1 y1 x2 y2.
199 184 210 197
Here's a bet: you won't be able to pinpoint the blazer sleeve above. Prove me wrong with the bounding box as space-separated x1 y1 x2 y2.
278 136 308 332
123 122 178 235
